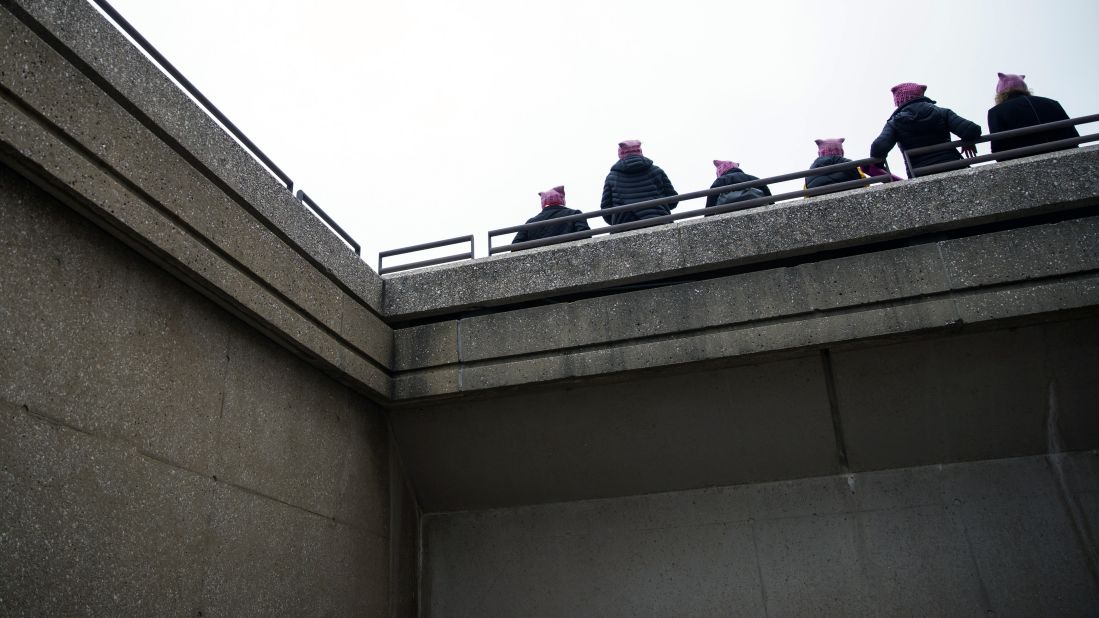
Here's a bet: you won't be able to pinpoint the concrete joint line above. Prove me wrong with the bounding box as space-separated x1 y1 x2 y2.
820 349 850 473
457 318 465 390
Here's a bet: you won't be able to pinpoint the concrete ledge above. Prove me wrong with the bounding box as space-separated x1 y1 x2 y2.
392 216 1099 399
383 146 1099 319
0 8 393 397
0 100 390 398
4 0 384 312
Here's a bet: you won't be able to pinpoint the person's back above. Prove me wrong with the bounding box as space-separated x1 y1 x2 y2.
705 160 771 212
987 73 1078 160
512 185 590 247
805 138 861 189
600 140 678 226
870 82 981 177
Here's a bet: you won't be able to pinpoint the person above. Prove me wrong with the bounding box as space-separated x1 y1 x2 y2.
870 82 981 177
987 72 1078 160
512 185 590 246
600 140 678 227
805 138 862 189
705 160 771 212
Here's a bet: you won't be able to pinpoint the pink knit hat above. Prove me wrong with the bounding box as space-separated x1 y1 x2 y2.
891 82 927 107
618 140 642 159
713 160 740 177
815 138 845 157
996 72 1027 94
539 185 565 208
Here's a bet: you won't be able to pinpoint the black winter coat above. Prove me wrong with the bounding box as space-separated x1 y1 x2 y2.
988 93 1078 159
512 206 590 246
870 97 981 177
600 155 678 226
805 156 861 189
705 169 772 209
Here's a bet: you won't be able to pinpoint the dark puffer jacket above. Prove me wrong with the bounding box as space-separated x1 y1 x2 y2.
988 93 1078 159
704 168 772 209
870 97 981 176
512 206 591 246
600 155 678 226
805 155 861 189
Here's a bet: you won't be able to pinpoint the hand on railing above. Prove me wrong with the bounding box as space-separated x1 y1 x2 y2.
961 143 978 158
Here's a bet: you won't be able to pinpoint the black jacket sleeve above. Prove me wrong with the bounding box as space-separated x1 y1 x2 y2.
870 122 898 159
657 168 678 211
705 177 724 208
600 174 616 225
944 108 981 142
987 108 1002 153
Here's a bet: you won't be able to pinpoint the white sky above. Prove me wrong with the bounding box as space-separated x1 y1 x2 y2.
105 0 1099 270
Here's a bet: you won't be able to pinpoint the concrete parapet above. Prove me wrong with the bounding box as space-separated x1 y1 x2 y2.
384 145 1099 320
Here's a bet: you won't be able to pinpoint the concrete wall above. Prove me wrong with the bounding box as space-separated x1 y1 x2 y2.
0 163 411 614
423 452 1099 616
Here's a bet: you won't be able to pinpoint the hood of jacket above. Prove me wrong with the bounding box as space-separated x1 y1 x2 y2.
611 155 655 174
888 97 943 131
811 155 851 169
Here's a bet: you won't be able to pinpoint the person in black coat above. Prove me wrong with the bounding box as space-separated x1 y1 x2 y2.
987 73 1079 160
512 185 590 246
870 82 981 177
805 138 861 189
705 160 771 212
600 140 678 226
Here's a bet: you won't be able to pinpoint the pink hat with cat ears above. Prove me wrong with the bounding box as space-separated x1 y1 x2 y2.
815 138 845 157
539 185 565 208
618 140 643 159
891 82 927 107
713 160 740 177
996 72 1027 94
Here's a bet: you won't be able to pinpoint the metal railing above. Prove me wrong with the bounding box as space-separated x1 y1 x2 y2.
88 0 363 257
378 235 475 275
904 114 1099 177
489 157 893 254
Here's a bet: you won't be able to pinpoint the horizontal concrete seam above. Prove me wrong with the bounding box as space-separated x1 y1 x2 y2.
420 499 948 528
8 398 388 540
393 268 1099 375
0 84 393 379
1 1 386 320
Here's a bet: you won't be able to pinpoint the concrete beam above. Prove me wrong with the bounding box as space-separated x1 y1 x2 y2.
393 216 1099 399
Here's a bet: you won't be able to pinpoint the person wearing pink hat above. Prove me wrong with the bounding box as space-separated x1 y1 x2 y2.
804 138 863 190
511 185 590 247
870 82 981 177
987 73 1078 161
600 140 679 226
705 160 771 212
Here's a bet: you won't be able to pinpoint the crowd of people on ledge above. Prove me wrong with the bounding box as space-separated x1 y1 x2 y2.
512 73 1080 246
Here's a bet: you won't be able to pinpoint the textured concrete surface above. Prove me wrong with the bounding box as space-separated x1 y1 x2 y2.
394 215 1099 398
0 8 392 390
422 453 1099 617
393 315 1099 512
5 0 385 311
384 145 1099 319
0 86 390 398
0 164 398 615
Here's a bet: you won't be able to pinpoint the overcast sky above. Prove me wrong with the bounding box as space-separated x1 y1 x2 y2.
104 0 1099 270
